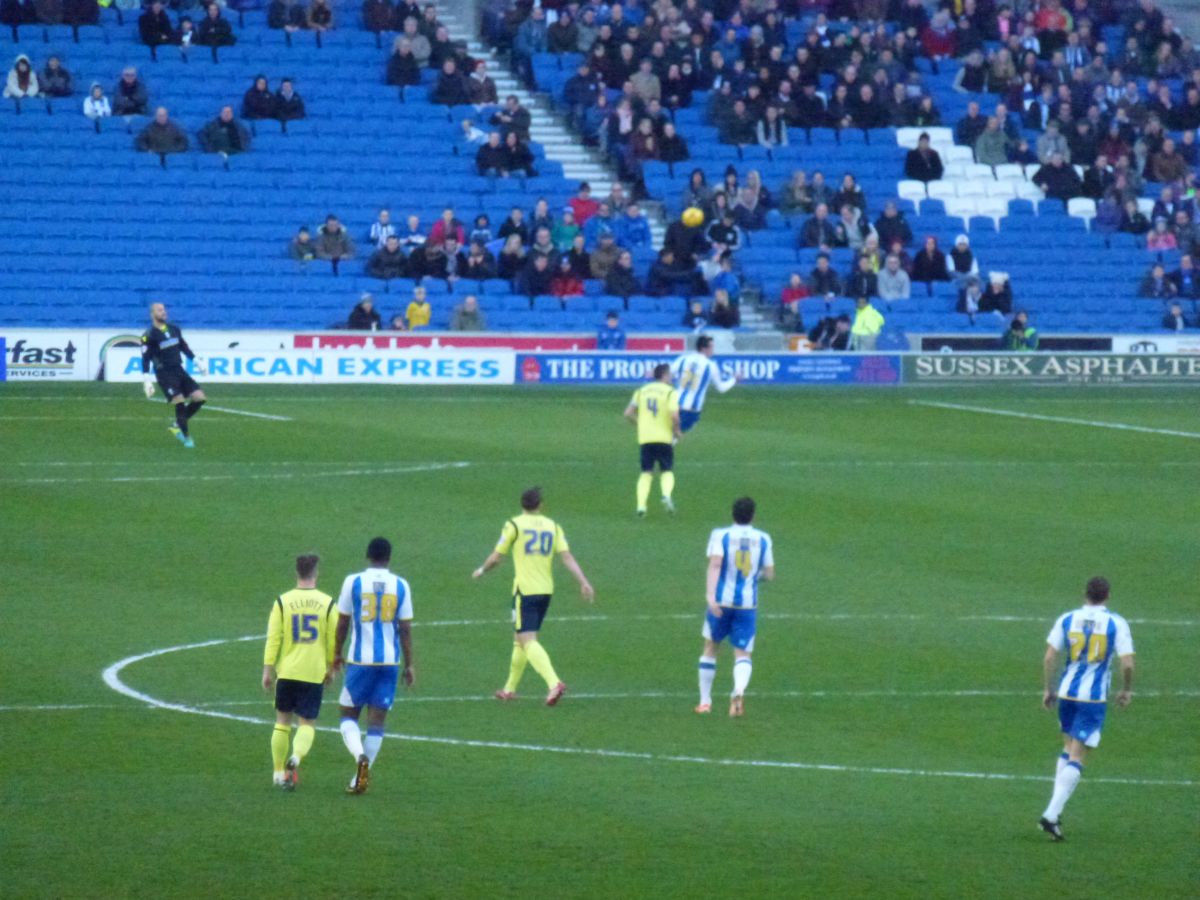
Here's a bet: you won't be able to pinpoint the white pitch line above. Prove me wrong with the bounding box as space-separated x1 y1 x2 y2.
97 636 1197 788
204 405 294 422
911 400 1200 440
412 611 1199 628
9 685 1200 714
0 461 471 486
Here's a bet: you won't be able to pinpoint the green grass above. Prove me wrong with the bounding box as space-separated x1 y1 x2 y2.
1 384 1198 899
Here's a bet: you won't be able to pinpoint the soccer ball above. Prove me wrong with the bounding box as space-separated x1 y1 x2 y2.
681 207 705 228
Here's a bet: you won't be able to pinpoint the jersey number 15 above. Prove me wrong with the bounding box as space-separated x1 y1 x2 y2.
291 614 319 644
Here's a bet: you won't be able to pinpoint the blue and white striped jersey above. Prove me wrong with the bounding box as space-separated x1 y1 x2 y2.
707 525 774 609
670 352 736 413
336 567 413 666
1047 605 1134 703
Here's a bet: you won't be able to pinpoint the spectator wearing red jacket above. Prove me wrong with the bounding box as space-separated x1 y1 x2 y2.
568 182 600 227
427 207 466 246
550 256 585 297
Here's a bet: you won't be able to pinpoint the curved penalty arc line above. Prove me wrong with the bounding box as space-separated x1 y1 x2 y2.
100 636 1198 789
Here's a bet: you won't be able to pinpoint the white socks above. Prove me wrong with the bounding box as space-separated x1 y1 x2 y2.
364 729 384 766
732 657 752 696
1043 760 1083 822
340 718 365 759
698 657 716 706
1055 752 1068 777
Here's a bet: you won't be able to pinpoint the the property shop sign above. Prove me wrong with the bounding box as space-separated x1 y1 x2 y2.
905 353 1200 385
516 353 901 385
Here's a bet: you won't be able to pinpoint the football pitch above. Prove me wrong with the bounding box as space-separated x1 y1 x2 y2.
2 383 1197 899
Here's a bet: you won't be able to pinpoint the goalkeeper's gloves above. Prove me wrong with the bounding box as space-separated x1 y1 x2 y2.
142 376 155 399
192 358 207 376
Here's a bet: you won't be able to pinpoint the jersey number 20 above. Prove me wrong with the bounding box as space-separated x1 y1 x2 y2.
523 530 553 555
1068 631 1107 663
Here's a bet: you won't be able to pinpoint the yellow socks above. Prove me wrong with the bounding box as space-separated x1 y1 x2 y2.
661 471 675 499
504 642 528 693
271 724 290 773
523 640 560 689
292 724 314 761
636 472 653 511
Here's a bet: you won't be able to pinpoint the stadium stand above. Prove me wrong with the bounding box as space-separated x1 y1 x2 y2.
522 0 1200 337
1 0 1199 339
0 5 682 333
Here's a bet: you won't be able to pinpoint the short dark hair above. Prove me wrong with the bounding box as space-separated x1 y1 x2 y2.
732 496 756 525
695 335 713 352
521 487 542 511
366 537 391 565
295 554 319 579
653 362 671 380
1085 577 1110 604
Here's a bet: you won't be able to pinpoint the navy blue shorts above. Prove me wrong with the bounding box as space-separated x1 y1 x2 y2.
158 370 200 401
1058 698 1107 747
514 593 551 633
680 410 701 432
640 442 674 472
702 607 757 651
339 665 400 710
275 678 324 720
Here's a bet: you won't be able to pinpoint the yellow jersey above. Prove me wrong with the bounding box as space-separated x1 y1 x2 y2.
630 381 679 444
495 513 569 596
407 301 431 329
263 587 337 684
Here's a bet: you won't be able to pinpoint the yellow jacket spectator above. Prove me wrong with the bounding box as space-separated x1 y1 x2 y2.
406 293 432 329
851 298 885 351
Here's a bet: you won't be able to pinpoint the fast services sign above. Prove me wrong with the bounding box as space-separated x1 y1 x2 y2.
0 330 90 380
904 353 1200 385
104 348 515 385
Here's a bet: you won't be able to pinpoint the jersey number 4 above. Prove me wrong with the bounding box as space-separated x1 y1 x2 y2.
646 397 659 415
523 530 553 555
734 549 754 577
291 614 319 644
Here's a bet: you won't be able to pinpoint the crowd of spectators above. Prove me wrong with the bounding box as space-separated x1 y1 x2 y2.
346 288 491 331
477 0 1200 334
290 182 750 327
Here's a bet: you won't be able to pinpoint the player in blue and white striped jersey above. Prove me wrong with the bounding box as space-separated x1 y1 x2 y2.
670 335 737 433
332 537 415 794
1037 576 1135 841
696 497 775 718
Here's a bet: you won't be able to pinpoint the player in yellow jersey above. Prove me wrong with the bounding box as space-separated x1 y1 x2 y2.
262 554 338 791
472 487 595 706
624 362 682 517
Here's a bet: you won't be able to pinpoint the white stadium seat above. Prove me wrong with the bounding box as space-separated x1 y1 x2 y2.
1067 197 1097 230
975 197 1011 222
994 163 1027 182
1014 179 1045 211
964 163 995 181
927 181 959 202
985 180 1018 198
924 127 954 145
943 162 971 181
896 127 923 148
1137 197 1155 217
898 179 928 203
946 146 975 164
957 181 989 199
944 197 979 226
